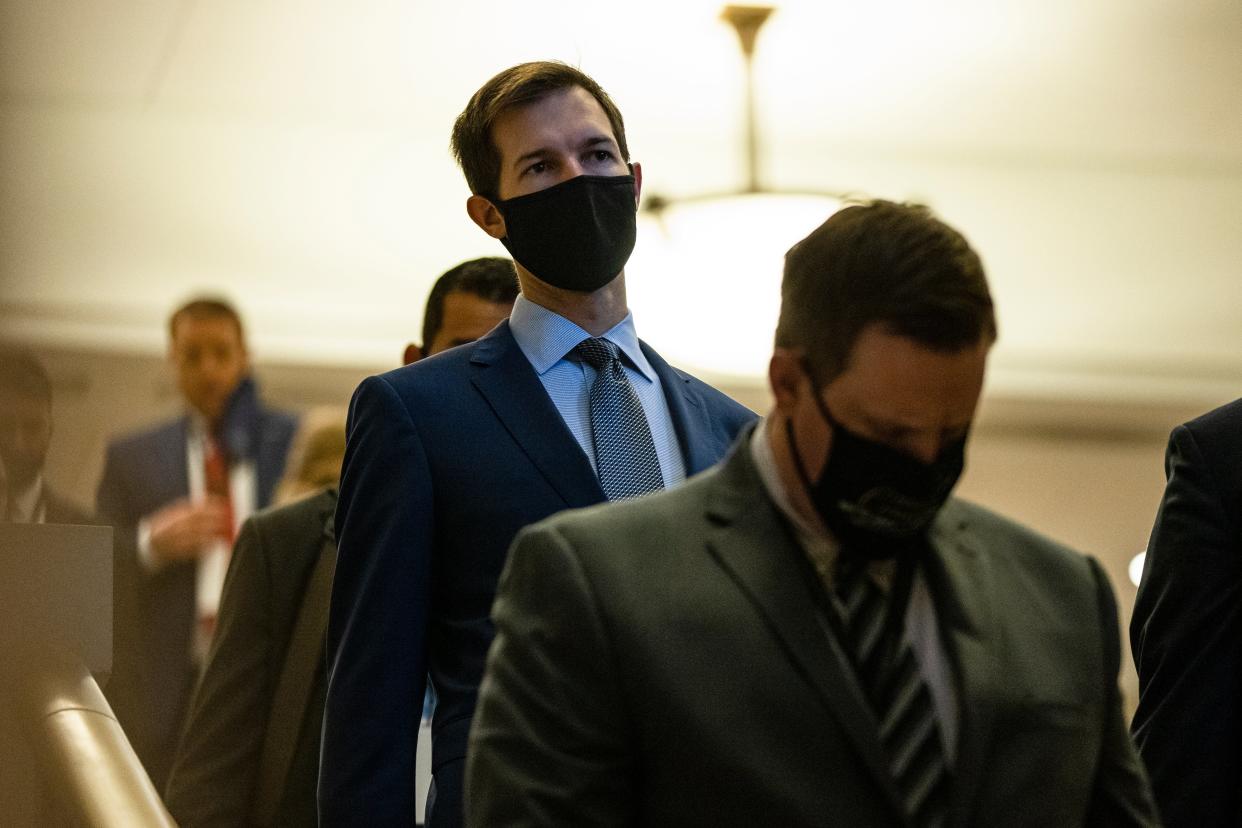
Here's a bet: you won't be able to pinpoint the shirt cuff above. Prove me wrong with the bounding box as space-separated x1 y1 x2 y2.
136 518 164 572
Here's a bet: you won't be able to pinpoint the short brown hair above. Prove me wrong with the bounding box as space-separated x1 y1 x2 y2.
168 296 245 342
776 200 996 385
450 61 630 197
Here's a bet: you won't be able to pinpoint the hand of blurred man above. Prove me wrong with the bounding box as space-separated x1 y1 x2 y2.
147 496 232 562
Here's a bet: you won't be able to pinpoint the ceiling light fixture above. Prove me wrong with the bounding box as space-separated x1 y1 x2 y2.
629 5 846 380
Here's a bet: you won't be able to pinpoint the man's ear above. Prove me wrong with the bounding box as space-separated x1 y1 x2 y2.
402 343 424 365
768 348 807 414
466 195 507 239
630 161 642 207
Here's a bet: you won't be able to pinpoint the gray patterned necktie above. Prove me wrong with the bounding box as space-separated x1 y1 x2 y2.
836 559 950 826
573 337 665 501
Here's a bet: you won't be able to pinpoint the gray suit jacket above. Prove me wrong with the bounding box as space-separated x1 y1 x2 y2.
164 488 335 827
467 432 1158 827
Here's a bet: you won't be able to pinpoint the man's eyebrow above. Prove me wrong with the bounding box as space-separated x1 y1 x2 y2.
511 147 552 171
511 135 616 170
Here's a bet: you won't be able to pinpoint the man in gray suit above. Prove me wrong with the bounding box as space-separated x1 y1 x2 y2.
466 201 1159 826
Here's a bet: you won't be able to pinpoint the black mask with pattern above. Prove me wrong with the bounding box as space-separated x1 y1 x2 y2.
786 381 966 561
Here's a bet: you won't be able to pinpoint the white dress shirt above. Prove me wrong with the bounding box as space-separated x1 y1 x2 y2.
136 415 256 661
508 294 688 489
5 474 46 523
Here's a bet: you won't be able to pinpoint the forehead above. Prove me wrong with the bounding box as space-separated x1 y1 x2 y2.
830 325 990 428
490 86 616 162
172 314 244 348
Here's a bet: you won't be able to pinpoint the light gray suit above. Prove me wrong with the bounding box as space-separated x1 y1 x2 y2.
467 430 1158 826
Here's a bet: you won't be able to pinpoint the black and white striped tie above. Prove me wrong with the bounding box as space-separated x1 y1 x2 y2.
836 559 950 826
574 337 665 501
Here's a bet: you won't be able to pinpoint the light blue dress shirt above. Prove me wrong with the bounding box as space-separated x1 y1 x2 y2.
508 293 688 490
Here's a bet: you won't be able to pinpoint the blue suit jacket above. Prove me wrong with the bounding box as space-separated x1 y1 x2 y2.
97 384 297 789
320 321 756 826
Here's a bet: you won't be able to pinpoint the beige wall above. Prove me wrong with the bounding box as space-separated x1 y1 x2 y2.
29 340 1229 720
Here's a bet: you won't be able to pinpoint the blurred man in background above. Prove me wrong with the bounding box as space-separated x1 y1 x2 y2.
0 348 92 524
96 297 297 789
165 258 518 827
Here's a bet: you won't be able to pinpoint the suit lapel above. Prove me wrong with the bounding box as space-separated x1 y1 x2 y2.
321 490 337 542
160 418 192 511
469 322 604 509
703 437 908 817
254 410 288 505
641 342 721 475
924 504 1001 826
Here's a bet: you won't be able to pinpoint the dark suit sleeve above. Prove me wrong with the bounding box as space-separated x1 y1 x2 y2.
95 443 143 699
95 442 136 579
466 523 633 828
164 516 274 826
319 376 433 825
94 440 172 623
1131 424 1242 826
1083 558 1161 826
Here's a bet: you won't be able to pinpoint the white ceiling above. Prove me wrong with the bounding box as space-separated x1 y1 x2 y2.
4 0 1238 155
2 0 1240 402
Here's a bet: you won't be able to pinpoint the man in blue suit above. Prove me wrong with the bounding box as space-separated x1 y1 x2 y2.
96 297 297 789
319 61 757 826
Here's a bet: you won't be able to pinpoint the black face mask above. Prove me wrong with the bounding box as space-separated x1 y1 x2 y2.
786 381 966 561
494 173 637 293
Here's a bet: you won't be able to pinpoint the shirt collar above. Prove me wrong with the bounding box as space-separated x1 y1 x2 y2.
749 418 835 556
508 293 655 382
750 418 896 591
186 412 210 442
8 473 45 523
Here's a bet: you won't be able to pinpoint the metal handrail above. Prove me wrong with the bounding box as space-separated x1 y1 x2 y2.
16 649 176 827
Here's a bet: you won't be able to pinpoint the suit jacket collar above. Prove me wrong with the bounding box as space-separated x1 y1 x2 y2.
159 417 193 510
507 294 655 383
180 386 289 507
469 321 731 507
702 431 908 818
702 433 1002 824
470 321 605 509
639 341 723 476
217 375 262 458
924 502 1001 825
321 488 339 542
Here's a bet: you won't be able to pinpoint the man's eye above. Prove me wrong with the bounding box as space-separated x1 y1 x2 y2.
524 161 548 176
591 150 614 162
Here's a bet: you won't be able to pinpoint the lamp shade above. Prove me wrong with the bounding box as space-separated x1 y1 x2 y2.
628 192 842 379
